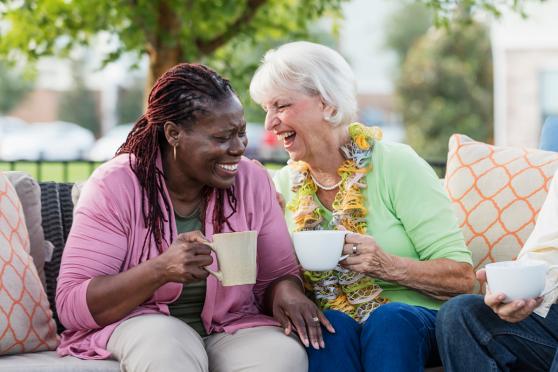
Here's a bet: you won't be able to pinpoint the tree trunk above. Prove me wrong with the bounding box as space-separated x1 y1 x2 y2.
145 45 182 99
144 0 183 101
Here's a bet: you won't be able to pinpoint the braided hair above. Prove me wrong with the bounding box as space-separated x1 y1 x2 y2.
117 63 238 258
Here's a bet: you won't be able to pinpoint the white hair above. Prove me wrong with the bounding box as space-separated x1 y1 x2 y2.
249 41 357 126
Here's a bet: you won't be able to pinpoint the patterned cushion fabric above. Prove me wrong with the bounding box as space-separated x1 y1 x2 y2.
4 171 48 289
0 171 59 355
445 134 558 289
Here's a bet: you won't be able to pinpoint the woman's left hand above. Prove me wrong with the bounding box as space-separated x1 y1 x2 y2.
270 278 334 350
340 233 401 280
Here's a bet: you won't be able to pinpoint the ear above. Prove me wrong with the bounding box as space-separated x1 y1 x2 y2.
321 100 336 122
163 121 181 147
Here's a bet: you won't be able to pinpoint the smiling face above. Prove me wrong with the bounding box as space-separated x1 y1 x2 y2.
170 94 247 190
262 90 336 164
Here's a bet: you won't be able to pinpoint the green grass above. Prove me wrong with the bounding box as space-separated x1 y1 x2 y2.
0 160 287 183
0 161 102 182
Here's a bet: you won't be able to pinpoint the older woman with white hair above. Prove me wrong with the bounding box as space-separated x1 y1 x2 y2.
249 41 475 372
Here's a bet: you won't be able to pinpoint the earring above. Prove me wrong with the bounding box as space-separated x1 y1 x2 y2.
173 144 177 161
324 115 331 122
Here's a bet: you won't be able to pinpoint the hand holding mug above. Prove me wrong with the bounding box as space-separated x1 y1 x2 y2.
478 268 543 323
157 230 213 284
341 233 397 278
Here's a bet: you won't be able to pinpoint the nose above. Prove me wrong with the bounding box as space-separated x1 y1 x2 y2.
264 111 278 131
229 134 246 156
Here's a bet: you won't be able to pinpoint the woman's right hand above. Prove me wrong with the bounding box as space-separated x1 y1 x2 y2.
478 269 542 323
156 231 213 284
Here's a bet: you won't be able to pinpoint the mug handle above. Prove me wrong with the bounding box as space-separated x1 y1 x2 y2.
338 231 351 262
204 242 223 282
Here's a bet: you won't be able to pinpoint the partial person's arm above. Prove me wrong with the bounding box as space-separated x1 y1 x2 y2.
342 145 474 300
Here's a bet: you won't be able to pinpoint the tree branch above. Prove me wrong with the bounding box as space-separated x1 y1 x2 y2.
196 0 267 55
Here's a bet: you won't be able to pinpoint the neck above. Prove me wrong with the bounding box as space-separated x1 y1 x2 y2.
306 124 350 181
162 146 204 204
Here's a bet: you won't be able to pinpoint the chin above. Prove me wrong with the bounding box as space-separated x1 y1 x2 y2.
210 177 236 190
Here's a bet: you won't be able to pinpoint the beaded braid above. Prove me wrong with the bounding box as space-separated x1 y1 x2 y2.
116 63 238 258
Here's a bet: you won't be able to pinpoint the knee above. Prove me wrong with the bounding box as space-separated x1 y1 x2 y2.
272 336 308 371
437 295 484 327
364 303 417 328
116 316 208 372
436 294 486 337
323 309 359 336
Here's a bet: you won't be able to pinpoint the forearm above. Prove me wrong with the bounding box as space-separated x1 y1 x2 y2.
87 257 168 326
263 274 304 314
379 256 475 301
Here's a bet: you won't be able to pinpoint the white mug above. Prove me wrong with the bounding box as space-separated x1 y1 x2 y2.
292 230 348 271
205 231 257 286
485 260 558 302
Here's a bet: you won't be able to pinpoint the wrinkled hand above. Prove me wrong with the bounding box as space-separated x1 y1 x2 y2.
271 279 335 350
478 269 542 323
340 233 399 279
156 231 213 284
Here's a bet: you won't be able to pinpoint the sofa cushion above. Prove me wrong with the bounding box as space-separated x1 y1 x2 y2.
0 351 119 372
0 171 59 355
4 171 47 289
445 134 558 286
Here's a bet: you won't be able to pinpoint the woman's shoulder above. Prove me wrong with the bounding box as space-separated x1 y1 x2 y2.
372 140 428 171
89 154 138 185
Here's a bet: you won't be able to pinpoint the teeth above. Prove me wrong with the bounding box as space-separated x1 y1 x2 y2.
277 131 295 141
217 163 238 171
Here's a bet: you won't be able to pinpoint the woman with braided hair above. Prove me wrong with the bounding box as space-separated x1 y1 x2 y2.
250 41 475 372
55 63 318 371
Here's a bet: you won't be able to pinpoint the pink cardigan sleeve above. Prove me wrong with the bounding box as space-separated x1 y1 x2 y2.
55 170 131 331
251 166 300 307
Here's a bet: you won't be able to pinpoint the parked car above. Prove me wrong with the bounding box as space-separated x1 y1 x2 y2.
0 116 28 136
245 122 288 162
0 121 95 161
88 123 134 161
0 116 28 158
245 122 265 159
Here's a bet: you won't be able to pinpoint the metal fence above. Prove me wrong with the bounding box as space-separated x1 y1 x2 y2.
0 158 447 183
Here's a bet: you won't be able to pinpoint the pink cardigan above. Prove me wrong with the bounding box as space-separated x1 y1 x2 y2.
55 154 299 359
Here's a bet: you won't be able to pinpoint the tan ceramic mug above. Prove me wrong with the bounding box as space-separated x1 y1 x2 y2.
205 230 257 286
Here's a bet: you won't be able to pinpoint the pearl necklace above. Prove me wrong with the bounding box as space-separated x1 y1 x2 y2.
310 173 342 191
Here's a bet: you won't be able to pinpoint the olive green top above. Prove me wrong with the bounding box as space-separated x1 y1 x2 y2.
167 210 207 337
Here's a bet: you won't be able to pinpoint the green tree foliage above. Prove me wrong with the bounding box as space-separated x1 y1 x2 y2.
0 62 34 114
384 2 432 66
0 0 345 92
58 61 101 136
419 0 545 25
397 20 493 160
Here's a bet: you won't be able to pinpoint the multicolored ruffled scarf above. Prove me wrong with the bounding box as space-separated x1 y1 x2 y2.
288 122 388 323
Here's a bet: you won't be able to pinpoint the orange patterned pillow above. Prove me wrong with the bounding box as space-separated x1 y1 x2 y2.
0 171 58 355
445 135 558 278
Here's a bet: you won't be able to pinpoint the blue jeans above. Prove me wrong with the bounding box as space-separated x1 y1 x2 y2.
307 303 440 372
436 294 558 371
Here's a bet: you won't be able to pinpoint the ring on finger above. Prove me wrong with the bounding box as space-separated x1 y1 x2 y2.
312 316 319 323
352 244 358 255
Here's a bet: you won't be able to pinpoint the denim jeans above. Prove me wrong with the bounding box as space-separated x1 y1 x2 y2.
307 303 440 372
436 294 558 371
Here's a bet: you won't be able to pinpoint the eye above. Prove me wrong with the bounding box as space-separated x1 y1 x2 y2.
213 135 230 143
